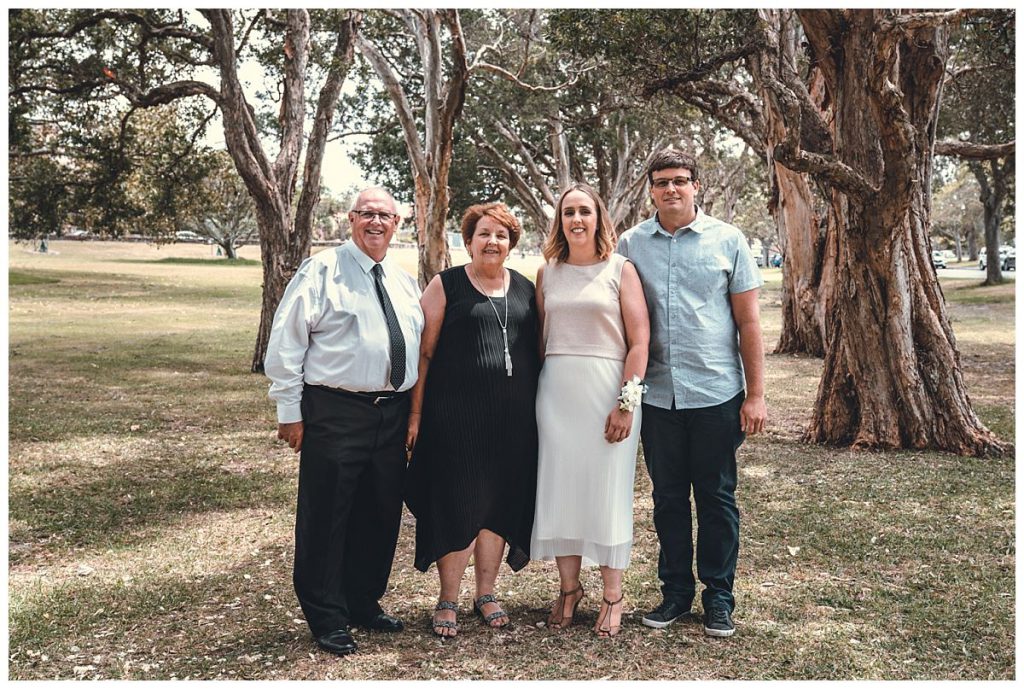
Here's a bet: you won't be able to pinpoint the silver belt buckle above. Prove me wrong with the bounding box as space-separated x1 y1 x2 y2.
373 395 388 406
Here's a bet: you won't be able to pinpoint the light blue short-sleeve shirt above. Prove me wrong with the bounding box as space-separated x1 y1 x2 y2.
617 208 763 409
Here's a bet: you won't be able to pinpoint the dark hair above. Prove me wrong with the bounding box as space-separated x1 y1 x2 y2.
460 202 521 252
647 148 700 185
542 183 617 263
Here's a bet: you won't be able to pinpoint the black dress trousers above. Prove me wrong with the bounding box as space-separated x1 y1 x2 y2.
293 384 409 637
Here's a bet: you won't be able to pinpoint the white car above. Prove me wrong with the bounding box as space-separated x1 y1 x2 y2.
931 251 947 269
979 246 1015 271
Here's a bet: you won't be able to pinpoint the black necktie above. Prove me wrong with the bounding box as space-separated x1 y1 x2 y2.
371 263 406 390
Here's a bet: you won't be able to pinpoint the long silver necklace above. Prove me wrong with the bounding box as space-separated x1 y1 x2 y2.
469 265 512 376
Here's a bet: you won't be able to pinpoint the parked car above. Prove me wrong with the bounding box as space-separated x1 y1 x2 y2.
979 246 1015 271
175 230 202 242
931 250 947 269
755 254 764 268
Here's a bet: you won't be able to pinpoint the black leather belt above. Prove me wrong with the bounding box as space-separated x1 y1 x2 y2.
310 384 407 406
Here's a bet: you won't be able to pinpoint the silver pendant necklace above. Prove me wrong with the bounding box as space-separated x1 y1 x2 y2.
470 266 512 377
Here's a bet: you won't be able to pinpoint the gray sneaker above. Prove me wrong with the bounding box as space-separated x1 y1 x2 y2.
703 606 735 637
641 600 691 629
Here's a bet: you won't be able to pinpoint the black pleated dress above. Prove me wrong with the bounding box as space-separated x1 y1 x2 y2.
405 266 540 573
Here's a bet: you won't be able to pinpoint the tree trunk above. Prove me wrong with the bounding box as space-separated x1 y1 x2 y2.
202 9 358 372
414 171 453 288
356 10 467 289
966 222 978 260
772 165 826 356
754 10 829 356
222 240 238 260
972 159 1008 286
798 9 1004 456
249 203 312 372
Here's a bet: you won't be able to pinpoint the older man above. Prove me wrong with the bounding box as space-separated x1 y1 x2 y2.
265 187 423 655
617 149 767 638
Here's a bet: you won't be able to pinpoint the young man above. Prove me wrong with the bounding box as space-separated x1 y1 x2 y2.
617 149 767 638
264 187 424 655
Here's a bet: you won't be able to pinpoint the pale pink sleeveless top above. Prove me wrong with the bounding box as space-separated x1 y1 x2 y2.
541 253 628 361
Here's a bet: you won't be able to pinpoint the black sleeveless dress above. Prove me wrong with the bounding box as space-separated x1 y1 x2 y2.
405 266 540 572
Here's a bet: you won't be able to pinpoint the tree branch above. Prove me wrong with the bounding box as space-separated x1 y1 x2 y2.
295 10 361 242
473 61 595 92
935 140 1015 160
27 9 212 50
355 32 427 178
271 10 310 189
640 42 760 97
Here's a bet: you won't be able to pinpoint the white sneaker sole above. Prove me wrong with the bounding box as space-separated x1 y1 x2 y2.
704 625 735 637
642 612 688 629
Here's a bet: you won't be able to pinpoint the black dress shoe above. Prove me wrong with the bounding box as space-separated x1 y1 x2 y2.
353 612 404 632
316 628 358 656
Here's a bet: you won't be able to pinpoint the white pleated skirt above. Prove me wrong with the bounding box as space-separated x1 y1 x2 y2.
530 354 641 569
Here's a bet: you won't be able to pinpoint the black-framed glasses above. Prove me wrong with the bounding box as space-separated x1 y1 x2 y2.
352 209 399 222
652 176 694 189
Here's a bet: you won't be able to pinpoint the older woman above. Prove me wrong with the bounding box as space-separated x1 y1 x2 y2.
405 203 540 638
530 183 649 638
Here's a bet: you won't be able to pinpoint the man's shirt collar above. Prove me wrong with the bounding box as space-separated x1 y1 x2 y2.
650 206 707 236
342 240 388 278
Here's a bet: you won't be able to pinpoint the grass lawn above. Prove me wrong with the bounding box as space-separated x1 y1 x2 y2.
7 240 1015 680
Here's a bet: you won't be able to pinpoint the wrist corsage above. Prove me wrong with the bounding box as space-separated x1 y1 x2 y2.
617 375 648 413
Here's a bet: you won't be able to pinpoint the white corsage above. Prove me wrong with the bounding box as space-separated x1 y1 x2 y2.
617 375 648 413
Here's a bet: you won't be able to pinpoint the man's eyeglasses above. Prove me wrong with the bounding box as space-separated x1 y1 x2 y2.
652 176 694 190
352 209 399 222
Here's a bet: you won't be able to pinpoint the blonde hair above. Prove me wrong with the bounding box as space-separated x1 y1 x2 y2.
542 183 617 263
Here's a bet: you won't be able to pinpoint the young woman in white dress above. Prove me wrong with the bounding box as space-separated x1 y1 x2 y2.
530 183 650 637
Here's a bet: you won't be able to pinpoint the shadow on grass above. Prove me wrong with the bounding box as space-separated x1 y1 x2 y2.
9 548 306 680
7 268 260 302
943 280 1016 305
10 270 61 285
9 458 294 557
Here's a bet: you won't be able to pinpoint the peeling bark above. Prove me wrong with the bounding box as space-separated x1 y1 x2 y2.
794 9 1004 456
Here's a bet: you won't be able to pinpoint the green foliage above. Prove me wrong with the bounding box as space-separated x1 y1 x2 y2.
341 11 505 213
9 7 218 239
546 9 759 93
937 11 1015 236
940 11 1015 146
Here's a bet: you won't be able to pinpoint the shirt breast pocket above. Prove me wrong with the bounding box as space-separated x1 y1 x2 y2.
692 255 731 302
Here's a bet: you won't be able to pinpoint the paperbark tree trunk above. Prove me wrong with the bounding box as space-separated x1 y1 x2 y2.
754 10 831 357
356 10 468 288
791 9 1004 455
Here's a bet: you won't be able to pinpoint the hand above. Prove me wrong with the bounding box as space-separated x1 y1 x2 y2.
277 421 304 453
604 407 633 444
406 413 421 460
740 395 767 435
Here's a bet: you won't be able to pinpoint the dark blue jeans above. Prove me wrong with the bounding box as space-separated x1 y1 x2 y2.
640 392 745 613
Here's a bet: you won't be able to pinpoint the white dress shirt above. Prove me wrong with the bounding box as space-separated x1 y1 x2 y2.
264 241 424 423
